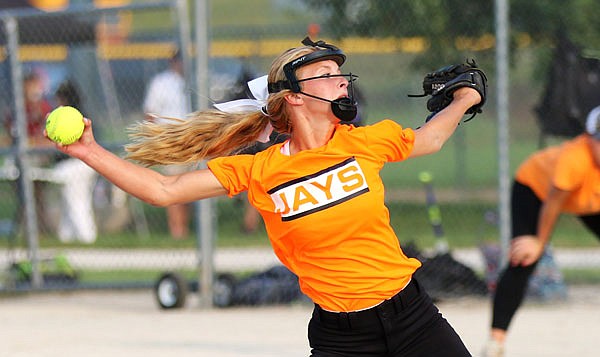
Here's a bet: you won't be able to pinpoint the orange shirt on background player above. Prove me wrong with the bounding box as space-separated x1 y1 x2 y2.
515 134 600 215
208 120 421 312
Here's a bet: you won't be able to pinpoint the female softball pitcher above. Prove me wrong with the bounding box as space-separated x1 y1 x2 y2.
49 38 483 356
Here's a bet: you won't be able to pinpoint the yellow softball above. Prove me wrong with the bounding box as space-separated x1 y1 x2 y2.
45 106 84 145
418 171 433 183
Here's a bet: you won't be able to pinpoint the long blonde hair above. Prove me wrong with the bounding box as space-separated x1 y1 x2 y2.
125 45 319 166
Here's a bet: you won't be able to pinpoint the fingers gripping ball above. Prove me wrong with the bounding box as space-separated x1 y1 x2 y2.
46 106 84 145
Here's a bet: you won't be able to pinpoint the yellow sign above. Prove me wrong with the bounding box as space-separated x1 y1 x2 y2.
29 0 69 11
93 0 131 8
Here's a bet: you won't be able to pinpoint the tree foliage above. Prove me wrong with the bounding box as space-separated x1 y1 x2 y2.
302 0 600 69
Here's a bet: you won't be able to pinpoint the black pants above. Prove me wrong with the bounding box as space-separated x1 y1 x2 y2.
308 279 471 357
492 181 600 330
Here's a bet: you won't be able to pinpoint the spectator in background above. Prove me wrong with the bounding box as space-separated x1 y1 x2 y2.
21 71 54 145
4 70 54 232
53 80 98 243
143 48 192 239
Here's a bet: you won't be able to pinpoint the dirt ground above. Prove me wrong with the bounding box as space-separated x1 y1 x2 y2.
1 286 598 357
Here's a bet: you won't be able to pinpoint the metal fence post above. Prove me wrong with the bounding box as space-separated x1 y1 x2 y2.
495 0 511 268
194 0 215 309
4 15 42 288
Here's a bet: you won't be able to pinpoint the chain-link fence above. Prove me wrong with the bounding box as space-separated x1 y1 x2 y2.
0 0 599 309
0 1 206 292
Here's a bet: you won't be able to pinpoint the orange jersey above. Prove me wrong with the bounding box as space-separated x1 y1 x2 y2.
207 120 421 311
516 134 600 214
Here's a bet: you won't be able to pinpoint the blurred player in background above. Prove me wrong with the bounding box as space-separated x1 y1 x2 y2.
53 80 98 243
143 48 192 239
484 105 600 357
50 38 482 356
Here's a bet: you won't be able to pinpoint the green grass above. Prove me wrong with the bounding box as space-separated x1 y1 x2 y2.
562 269 600 285
2 196 597 250
79 269 196 283
387 201 599 249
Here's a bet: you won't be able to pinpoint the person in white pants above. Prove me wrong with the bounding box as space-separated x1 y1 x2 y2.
53 80 97 244
54 158 97 243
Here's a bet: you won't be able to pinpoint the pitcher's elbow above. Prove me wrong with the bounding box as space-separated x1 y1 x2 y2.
144 193 171 207
428 137 445 154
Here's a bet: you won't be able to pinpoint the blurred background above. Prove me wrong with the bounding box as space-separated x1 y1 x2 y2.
0 0 598 307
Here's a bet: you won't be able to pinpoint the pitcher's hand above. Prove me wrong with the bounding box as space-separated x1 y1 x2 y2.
45 118 97 161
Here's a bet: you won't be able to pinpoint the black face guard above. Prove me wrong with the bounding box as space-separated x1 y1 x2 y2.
268 37 349 93
268 37 359 122
295 74 359 122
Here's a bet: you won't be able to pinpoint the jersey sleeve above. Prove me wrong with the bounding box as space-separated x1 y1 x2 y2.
207 154 254 197
364 119 415 162
552 140 587 191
